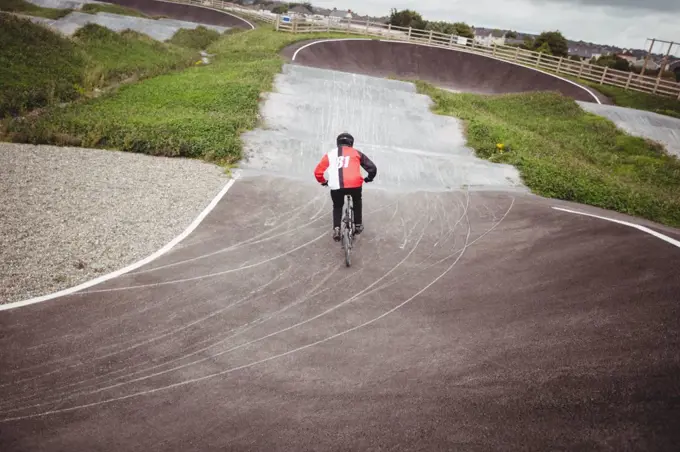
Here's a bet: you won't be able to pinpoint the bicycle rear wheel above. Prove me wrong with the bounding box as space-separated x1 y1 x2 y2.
346 195 355 234
343 229 351 267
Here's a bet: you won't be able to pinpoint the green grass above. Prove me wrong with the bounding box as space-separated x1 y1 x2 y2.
167 26 222 50
548 70 680 119
74 24 196 89
579 81 680 119
0 13 85 117
0 14 202 117
80 3 148 18
416 82 680 227
2 27 376 165
0 0 71 19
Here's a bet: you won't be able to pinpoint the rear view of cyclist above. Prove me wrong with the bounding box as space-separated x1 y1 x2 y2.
314 132 378 241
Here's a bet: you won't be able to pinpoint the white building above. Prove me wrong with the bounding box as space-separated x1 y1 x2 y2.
329 9 352 22
473 29 506 47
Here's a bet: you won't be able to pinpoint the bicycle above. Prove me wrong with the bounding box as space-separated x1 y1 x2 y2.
321 184 357 267
321 179 372 267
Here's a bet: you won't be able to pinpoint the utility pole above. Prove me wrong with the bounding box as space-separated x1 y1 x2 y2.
638 38 655 80
655 40 676 87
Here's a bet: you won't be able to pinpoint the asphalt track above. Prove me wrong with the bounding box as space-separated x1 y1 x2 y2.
282 38 610 103
2 29 680 452
102 0 254 28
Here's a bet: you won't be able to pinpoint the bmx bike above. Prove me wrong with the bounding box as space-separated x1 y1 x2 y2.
322 179 372 267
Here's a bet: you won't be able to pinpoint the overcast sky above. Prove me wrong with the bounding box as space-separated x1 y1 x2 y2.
311 0 679 51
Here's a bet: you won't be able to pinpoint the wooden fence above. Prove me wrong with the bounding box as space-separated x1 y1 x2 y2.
151 0 680 100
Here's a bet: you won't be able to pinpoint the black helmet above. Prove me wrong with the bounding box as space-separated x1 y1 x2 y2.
337 132 354 147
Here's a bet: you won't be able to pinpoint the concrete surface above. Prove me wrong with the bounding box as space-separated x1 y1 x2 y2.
578 101 680 158
24 0 106 9
282 39 605 103
36 10 229 40
241 64 525 192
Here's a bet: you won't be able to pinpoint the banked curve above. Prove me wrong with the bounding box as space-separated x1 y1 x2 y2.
283 38 604 103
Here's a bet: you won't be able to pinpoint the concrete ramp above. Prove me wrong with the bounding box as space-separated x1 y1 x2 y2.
285 39 602 103
240 64 525 192
24 0 107 9
577 102 680 158
33 10 229 40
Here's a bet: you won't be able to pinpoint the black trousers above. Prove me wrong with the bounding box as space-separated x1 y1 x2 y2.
330 187 362 229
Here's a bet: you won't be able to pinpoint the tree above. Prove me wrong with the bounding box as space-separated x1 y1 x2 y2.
389 8 426 29
532 31 568 57
506 31 518 39
451 21 474 39
594 54 630 71
424 20 473 39
271 4 288 14
288 2 313 10
535 42 552 55
425 20 454 34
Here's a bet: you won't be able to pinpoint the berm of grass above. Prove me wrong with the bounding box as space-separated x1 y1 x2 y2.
0 0 71 19
585 82 680 119
554 71 680 119
167 26 222 50
416 82 680 227
0 13 215 117
2 26 374 164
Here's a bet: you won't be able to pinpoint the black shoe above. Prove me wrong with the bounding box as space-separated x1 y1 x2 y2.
355 224 364 234
333 227 341 242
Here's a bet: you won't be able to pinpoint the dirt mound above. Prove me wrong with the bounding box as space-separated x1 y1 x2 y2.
285 39 604 103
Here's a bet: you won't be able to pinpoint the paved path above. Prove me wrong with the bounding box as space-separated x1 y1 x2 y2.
2 37 680 451
1 174 679 450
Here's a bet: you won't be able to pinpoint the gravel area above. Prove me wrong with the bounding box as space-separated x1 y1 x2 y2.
0 143 231 304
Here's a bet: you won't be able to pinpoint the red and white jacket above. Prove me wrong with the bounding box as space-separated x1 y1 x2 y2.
314 146 377 190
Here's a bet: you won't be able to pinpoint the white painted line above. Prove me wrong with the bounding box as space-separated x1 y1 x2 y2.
552 207 680 249
291 38 601 104
291 38 372 61
149 0 255 30
0 172 241 311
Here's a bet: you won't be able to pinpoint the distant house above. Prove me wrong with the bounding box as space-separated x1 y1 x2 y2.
473 29 506 47
616 52 637 64
631 59 660 71
329 9 352 22
289 5 311 17
568 46 605 61
505 37 524 46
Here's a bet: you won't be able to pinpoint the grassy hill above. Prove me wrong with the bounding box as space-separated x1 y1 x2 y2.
0 0 71 19
0 13 223 117
417 83 680 227
0 13 86 117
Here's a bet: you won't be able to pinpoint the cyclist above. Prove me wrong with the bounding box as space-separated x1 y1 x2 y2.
314 133 378 242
